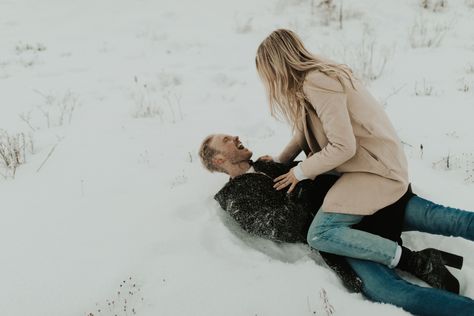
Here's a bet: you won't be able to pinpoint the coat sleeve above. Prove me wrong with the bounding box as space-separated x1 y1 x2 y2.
277 132 303 164
300 72 357 179
278 114 311 164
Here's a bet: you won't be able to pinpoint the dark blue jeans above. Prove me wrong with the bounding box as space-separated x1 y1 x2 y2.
347 258 474 316
403 195 474 238
341 195 474 315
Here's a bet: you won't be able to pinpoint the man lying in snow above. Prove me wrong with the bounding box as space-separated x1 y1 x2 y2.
199 133 474 316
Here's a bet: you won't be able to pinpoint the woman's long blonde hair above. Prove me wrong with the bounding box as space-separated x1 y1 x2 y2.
256 29 356 130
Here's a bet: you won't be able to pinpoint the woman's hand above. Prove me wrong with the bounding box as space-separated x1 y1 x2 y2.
257 155 274 162
273 168 300 193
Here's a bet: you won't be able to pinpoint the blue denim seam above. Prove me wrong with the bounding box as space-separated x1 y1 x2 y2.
309 234 395 265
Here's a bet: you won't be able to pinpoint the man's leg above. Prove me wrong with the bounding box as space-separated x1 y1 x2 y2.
403 195 474 239
346 257 474 316
307 210 399 267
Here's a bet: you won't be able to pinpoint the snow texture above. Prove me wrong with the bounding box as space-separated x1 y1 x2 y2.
1 0 474 315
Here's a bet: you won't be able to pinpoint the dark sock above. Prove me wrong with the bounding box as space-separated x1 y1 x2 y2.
397 246 414 270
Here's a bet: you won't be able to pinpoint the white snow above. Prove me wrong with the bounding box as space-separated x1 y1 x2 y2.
1 0 474 315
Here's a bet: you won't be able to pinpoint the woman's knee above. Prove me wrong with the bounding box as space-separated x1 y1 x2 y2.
306 223 341 250
307 211 360 246
307 210 329 243
306 225 325 247
307 215 333 246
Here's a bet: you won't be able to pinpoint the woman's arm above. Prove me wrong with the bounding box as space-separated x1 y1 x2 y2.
273 71 356 192
299 71 357 179
276 132 303 163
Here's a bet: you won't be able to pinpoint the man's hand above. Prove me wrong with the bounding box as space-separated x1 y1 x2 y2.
257 155 273 162
273 168 300 193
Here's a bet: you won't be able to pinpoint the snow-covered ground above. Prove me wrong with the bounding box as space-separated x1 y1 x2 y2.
1 0 474 315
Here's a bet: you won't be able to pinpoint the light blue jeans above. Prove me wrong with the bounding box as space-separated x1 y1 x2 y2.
347 257 474 315
307 195 474 266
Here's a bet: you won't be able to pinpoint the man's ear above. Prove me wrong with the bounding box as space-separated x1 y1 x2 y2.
212 154 225 166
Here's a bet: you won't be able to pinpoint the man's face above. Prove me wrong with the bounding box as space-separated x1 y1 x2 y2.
210 134 253 164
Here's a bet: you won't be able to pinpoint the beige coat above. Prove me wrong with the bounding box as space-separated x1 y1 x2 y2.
278 70 410 215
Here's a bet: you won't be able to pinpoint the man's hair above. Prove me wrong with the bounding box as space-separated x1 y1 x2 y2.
199 135 225 173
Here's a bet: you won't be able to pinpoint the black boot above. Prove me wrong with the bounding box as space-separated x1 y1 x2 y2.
423 248 464 270
397 246 460 294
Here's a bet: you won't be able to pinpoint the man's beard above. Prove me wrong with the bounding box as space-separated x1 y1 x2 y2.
225 150 252 164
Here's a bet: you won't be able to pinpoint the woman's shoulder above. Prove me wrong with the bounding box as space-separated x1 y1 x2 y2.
303 70 345 93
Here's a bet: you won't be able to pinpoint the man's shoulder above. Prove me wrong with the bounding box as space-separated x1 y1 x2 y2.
252 160 297 178
213 173 273 210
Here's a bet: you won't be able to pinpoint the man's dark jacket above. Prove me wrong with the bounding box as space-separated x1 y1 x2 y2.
214 160 416 292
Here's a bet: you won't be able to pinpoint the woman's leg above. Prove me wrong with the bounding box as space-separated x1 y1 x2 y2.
307 209 399 267
347 257 474 316
403 195 474 240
